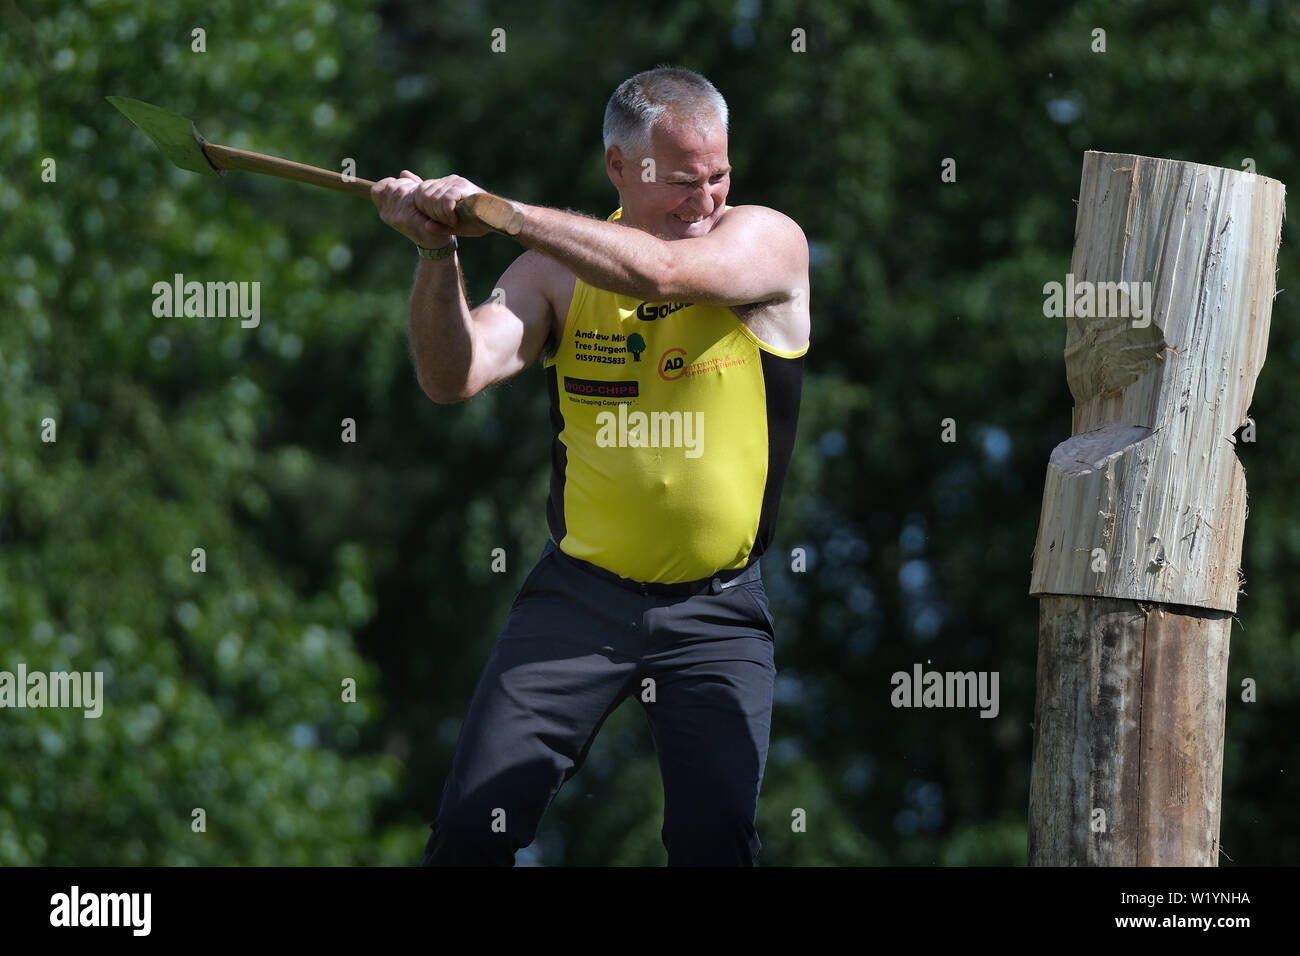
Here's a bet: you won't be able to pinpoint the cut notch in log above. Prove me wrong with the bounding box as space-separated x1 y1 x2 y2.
1030 152 1285 614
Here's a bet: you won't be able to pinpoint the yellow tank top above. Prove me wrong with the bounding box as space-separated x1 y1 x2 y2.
542 208 808 583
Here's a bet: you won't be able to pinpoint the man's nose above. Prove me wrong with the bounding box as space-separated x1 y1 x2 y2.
686 188 714 216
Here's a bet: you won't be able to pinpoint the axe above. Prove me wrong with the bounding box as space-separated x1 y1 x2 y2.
106 96 524 235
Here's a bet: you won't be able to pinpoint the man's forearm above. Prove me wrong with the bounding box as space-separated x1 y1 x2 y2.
409 253 474 401
513 204 670 301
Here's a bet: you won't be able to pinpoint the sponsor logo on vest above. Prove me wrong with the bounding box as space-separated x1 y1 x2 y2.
658 348 748 381
658 348 687 380
563 376 640 398
595 405 704 458
636 300 691 321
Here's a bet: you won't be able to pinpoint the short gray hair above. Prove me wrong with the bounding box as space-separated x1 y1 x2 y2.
602 66 728 159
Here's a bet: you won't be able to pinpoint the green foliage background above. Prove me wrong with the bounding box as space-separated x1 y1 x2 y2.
1 0 1296 865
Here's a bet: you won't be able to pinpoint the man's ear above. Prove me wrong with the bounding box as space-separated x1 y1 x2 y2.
606 146 626 188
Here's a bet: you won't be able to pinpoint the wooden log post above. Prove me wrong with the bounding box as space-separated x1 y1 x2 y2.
1028 151 1285 866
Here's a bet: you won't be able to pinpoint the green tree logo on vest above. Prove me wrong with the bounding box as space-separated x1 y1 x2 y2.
627 333 646 362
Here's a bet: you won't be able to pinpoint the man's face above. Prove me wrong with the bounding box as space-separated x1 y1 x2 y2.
608 110 731 241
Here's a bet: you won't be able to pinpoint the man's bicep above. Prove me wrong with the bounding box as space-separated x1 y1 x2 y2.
662 206 808 306
464 252 555 397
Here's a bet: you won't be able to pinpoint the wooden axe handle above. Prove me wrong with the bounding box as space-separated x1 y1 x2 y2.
456 193 525 236
201 143 376 195
201 144 524 235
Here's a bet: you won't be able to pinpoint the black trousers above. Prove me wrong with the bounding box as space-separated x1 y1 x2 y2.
422 538 777 866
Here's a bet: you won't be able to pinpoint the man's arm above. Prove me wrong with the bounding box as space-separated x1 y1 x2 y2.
373 171 555 404
513 203 808 308
404 175 808 308
404 250 556 404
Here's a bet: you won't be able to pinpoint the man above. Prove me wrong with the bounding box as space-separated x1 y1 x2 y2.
372 66 809 866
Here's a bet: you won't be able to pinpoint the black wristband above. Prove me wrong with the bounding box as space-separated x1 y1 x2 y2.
416 237 458 260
